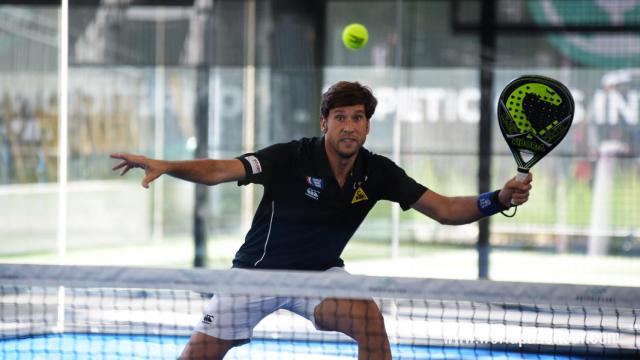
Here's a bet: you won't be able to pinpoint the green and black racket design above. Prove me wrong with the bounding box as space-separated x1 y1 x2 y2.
498 75 574 182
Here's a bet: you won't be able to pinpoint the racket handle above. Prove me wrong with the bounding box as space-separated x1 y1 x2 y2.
515 168 529 182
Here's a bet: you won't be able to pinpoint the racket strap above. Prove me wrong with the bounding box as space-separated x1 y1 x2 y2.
500 206 517 218
477 190 509 217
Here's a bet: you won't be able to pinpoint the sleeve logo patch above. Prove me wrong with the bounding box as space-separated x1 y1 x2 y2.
351 187 368 204
245 155 262 174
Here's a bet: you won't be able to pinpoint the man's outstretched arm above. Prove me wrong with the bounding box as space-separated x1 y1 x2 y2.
410 173 533 225
110 153 245 188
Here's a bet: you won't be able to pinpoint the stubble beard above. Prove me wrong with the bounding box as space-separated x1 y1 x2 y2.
334 139 360 159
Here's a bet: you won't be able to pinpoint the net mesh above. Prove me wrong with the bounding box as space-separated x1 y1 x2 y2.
1 264 638 359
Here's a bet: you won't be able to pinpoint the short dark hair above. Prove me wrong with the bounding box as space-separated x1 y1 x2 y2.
320 81 377 120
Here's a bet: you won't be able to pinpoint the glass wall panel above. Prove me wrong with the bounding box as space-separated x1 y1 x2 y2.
1 1 638 285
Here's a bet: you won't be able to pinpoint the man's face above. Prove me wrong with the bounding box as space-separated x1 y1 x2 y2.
321 104 370 159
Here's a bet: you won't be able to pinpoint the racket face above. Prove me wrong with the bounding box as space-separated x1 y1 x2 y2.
498 75 574 170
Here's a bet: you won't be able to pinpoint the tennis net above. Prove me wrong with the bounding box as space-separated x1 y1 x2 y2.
1 263 638 359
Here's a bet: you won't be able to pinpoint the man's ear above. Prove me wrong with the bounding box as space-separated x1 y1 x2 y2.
320 117 327 133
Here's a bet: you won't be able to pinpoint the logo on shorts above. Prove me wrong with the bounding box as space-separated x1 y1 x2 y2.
305 187 320 200
202 314 214 324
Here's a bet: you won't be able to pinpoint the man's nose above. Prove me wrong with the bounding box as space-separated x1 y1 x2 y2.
342 119 355 131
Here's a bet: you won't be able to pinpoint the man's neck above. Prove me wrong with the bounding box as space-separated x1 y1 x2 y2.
324 139 357 188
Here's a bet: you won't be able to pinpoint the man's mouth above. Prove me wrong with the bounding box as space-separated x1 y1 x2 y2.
340 138 357 144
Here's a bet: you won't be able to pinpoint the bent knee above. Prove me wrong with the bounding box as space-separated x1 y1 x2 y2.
315 298 386 335
353 299 385 322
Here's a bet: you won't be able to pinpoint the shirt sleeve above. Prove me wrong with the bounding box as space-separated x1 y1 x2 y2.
236 142 292 186
377 155 428 210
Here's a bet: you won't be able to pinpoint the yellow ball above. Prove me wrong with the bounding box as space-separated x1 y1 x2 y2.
342 23 368 50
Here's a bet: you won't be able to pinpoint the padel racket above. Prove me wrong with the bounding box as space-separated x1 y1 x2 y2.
497 75 574 182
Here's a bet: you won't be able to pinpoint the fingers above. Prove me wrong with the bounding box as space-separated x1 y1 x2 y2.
111 153 158 188
111 153 146 174
506 172 533 206
512 188 531 205
120 164 133 176
142 172 160 189
110 153 144 165
111 161 127 171
515 182 532 193
510 191 530 205
112 160 139 176
508 173 533 191
110 153 129 161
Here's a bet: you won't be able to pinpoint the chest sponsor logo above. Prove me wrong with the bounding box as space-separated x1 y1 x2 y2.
306 176 324 189
351 187 368 204
244 155 262 175
305 187 320 200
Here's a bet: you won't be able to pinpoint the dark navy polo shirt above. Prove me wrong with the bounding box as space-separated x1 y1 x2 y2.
233 136 427 271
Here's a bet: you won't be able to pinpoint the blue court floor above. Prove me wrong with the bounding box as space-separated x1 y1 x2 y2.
0 333 584 359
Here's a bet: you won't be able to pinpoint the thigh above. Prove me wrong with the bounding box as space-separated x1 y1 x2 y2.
314 298 392 360
179 332 236 360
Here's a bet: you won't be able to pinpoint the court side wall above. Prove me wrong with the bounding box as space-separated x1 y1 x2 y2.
0 180 150 254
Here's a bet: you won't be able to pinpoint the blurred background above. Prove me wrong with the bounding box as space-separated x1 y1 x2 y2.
0 0 638 286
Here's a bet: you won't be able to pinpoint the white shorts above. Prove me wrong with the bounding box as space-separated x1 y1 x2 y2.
193 267 347 342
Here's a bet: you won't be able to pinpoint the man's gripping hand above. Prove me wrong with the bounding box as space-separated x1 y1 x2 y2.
498 172 533 207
